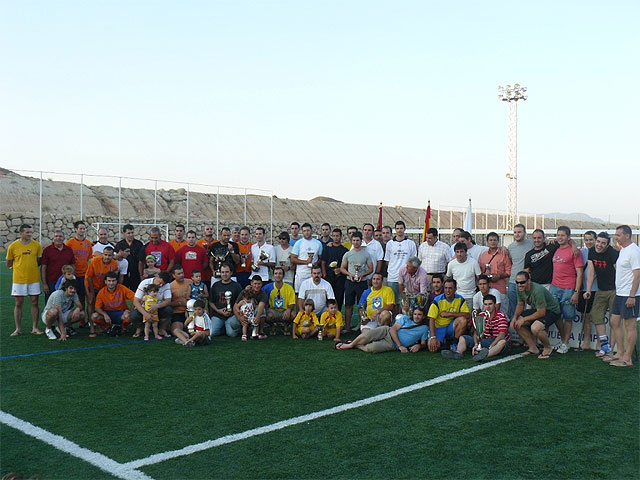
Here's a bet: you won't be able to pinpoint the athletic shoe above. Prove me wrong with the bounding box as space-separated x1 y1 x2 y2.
556 343 569 354
441 349 463 360
473 348 489 362
45 328 57 340
175 338 186 345
66 326 77 336
54 325 61 336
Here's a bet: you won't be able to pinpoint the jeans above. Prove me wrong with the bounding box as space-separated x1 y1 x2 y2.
507 282 519 319
211 315 240 337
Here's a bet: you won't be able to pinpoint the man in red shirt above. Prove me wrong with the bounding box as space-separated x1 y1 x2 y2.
41 231 75 301
139 227 175 276
175 230 208 279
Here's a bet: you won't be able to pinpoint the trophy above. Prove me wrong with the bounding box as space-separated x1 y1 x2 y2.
400 292 427 316
186 299 196 334
485 263 493 279
212 250 229 277
473 310 486 352
251 318 259 338
358 305 369 325
224 290 232 312
251 250 270 271
317 323 324 341
353 264 362 282
240 253 249 268
307 249 315 268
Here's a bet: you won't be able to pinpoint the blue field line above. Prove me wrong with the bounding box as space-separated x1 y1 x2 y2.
0 339 159 360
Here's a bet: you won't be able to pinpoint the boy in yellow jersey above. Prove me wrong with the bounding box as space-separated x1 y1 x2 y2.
426 278 470 353
292 299 319 339
319 299 344 342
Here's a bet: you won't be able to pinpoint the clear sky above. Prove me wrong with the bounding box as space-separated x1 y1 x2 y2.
1 0 638 224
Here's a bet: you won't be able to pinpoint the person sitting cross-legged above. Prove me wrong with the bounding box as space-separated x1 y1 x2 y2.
335 306 429 353
427 278 470 353
470 294 511 362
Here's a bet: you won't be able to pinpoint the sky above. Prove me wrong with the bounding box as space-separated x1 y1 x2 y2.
1 0 638 224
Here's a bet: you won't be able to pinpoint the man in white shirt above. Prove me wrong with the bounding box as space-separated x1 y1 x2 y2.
458 231 489 264
290 223 323 293
472 275 502 313
249 227 276 282
418 227 452 282
383 220 417 305
92 227 114 256
446 242 481 308
130 271 174 338
114 245 129 285
361 223 384 280
608 225 640 367
298 266 335 316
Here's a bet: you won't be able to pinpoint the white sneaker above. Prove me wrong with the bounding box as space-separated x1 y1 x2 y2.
45 328 57 340
556 343 569 354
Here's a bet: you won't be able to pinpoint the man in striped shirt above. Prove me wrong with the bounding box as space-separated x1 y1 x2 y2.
418 228 452 284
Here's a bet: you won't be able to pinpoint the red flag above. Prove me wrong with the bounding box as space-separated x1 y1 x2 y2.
377 203 383 230
422 201 431 242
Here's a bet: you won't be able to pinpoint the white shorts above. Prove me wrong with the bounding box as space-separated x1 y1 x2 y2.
294 274 311 294
42 308 71 326
12 283 41 296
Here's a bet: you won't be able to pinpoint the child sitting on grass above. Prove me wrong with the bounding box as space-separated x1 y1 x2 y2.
175 299 212 347
143 283 161 341
142 255 161 279
293 299 319 339
319 299 344 342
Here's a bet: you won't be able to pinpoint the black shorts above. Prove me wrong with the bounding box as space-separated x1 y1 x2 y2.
577 291 595 314
344 279 368 306
522 308 560 328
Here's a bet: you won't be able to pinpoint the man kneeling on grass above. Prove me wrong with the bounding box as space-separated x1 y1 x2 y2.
42 280 85 341
91 272 135 336
335 307 429 353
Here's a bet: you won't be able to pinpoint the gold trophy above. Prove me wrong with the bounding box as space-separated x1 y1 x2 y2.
224 291 232 312
251 250 270 271
358 305 369 326
240 253 249 268
353 264 362 282
186 299 196 334
307 249 315 268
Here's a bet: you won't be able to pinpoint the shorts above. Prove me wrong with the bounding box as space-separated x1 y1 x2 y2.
75 276 87 298
344 279 368 306
612 296 640 319
549 285 576 321
105 310 125 325
460 334 475 348
294 273 311 293
591 290 616 325
12 283 41 296
42 308 71 326
522 308 560 328
577 291 595 314
171 313 186 325
360 326 395 353
268 308 286 321
435 322 456 342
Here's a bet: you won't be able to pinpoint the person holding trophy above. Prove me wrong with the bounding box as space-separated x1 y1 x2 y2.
249 227 276 283
290 223 323 293
340 232 374 332
356 273 395 332
274 232 295 287
236 226 253 288
321 228 349 312
209 264 243 337
208 227 240 285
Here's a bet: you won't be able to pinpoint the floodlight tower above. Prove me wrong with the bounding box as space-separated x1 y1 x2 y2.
498 83 527 231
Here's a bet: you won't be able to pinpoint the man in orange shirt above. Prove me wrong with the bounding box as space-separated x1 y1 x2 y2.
92 272 135 336
236 226 253 287
65 220 93 308
169 224 187 252
85 246 119 329
197 224 217 283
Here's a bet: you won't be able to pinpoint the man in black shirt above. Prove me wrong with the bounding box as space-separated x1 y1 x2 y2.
583 232 619 357
208 227 240 284
321 228 348 312
524 229 558 286
114 224 144 291
209 264 243 337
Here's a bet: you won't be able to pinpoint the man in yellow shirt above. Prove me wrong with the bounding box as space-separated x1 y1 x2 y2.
7 224 44 336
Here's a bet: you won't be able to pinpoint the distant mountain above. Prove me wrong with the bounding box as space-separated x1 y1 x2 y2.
545 212 605 223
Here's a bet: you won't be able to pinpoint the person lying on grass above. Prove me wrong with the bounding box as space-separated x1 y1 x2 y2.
292 299 319 339
175 299 212 347
335 307 429 353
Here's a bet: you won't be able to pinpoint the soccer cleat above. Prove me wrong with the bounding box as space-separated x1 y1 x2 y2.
45 328 57 340
441 349 464 360
556 343 569 354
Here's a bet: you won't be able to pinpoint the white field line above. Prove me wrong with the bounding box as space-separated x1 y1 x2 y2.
0 411 152 480
125 354 521 469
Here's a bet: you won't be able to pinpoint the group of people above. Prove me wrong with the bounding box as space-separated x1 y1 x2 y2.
6 219 639 367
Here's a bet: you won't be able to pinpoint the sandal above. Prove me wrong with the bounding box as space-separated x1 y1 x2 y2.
538 352 552 360
89 333 97 338
242 334 248 341
610 359 633 367
132 332 141 338
521 349 539 356
334 342 344 350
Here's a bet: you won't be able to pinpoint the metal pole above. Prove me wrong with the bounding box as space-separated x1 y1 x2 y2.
39 171 43 242
437 205 440 229
186 183 190 232
118 177 122 241
80 174 84 221
244 188 247 225
485 209 488 230
270 192 274 243
154 180 158 224
216 187 219 236
450 209 453 229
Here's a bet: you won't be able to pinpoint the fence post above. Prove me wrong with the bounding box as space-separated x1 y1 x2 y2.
216 187 219 236
80 174 84 221
270 192 274 243
118 177 122 241
186 183 190 232
244 189 247 225
39 171 43 242
154 180 158 224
